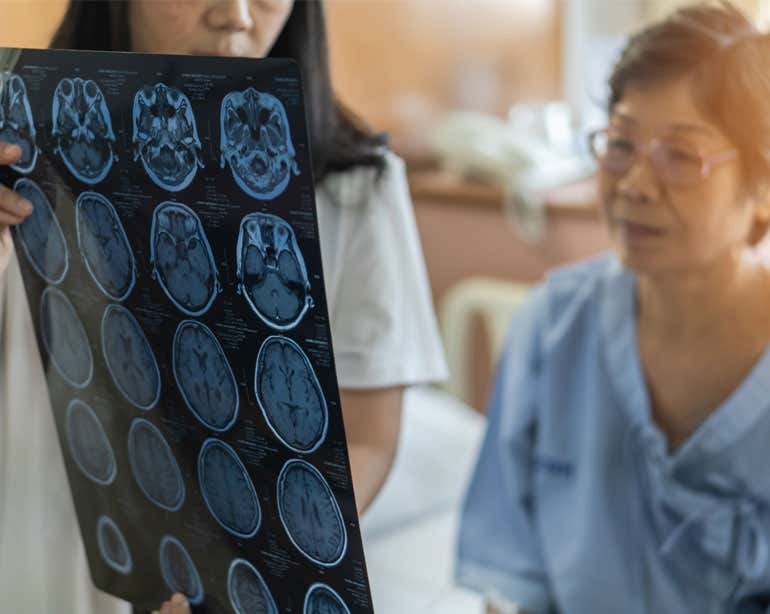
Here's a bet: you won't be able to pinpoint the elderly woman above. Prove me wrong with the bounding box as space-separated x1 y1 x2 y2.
456 3 770 613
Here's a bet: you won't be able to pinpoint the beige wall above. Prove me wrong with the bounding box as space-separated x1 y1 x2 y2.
0 1 67 48
326 1 561 140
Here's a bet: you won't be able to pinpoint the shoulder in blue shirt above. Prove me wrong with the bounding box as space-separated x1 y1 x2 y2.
456 252 770 614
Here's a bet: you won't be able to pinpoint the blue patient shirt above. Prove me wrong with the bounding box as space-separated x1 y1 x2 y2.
456 254 770 614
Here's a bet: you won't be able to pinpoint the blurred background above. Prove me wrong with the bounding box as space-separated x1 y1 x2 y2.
2 1 769 612
3 0 767 410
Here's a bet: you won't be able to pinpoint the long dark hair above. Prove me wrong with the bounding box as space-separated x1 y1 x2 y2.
50 0 386 182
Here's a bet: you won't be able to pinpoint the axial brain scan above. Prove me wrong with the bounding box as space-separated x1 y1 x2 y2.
236 213 312 330
150 201 220 316
159 536 204 606
76 191 136 301
13 178 68 284
128 418 185 512
220 88 299 200
52 77 115 184
40 287 93 388
173 320 239 432
277 460 347 567
0 72 38 173
133 83 202 192
227 558 279 614
303 583 351 614
66 399 117 486
198 438 261 539
96 516 133 575
255 335 327 454
101 304 161 410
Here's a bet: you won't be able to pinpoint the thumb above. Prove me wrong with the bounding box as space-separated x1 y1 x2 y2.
0 143 22 165
171 593 190 613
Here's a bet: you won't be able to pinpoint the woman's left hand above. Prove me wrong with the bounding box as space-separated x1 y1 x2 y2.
151 593 190 614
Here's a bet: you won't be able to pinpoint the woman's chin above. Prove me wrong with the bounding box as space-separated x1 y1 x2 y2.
613 244 670 275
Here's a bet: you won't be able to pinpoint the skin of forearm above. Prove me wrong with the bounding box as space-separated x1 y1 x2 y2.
340 386 404 513
347 442 398 511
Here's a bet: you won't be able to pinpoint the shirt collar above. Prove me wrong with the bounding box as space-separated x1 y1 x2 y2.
599 257 770 487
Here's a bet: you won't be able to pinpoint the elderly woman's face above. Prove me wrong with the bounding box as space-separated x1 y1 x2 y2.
599 76 761 275
129 0 294 58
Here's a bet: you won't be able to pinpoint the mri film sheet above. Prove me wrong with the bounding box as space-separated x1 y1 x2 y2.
277 459 348 567
0 49 373 614
52 77 116 184
133 83 203 192
237 212 312 331
173 319 239 431
228 558 279 614
304 583 353 614
159 536 206 606
102 304 161 410
97 516 134 575
0 48 373 613
150 201 220 316
198 438 262 538
0 72 38 173
220 88 299 200
66 399 117 486
13 178 68 284
76 191 136 301
255 335 328 454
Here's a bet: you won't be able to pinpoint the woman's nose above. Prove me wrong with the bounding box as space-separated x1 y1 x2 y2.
616 154 661 205
205 0 254 32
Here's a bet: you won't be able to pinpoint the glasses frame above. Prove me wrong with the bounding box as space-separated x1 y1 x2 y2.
588 127 738 187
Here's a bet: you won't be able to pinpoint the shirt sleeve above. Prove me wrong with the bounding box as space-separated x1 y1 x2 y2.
0 228 12 333
330 152 448 389
0 228 12 276
455 285 554 612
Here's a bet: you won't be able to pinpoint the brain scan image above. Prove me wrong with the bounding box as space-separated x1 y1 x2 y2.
220 88 299 200
227 558 278 614
303 583 351 614
40 287 92 388
128 418 185 512
277 460 347 567
52 77 116 184
0 72 38 173
150 202 220 316
159 536 204 606
197 438 260 539
65 399 116 486
255 336 327 454
13 178 68 284
76 191 136 301
172 320 239 432
133 83 202 192
236 213 312 330
101 304 161 410
97 516 133 575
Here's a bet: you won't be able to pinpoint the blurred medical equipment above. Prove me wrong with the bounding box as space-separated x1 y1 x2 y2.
430 104 594 242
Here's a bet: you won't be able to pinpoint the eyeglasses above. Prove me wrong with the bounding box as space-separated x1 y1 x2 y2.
588 128 737 187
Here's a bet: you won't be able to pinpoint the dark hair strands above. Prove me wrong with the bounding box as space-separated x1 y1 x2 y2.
49 0 386 183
